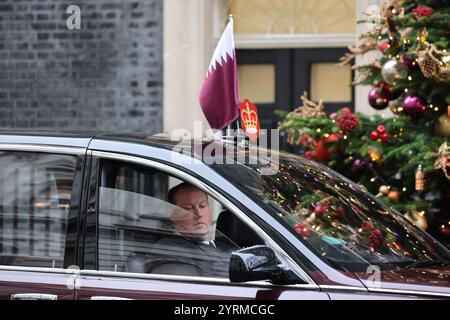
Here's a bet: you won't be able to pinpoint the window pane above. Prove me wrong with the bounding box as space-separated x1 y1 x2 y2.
211 150 450 273
238 64 275 104
0 151 77 268
310 62 351 102
97 160 243 278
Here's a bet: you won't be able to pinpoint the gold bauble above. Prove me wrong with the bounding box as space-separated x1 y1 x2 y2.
435 107 450 138
387 190 400 202
368 146 382 163
388 98 403 114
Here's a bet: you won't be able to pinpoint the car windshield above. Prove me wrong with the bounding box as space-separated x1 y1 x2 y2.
208 144 450 273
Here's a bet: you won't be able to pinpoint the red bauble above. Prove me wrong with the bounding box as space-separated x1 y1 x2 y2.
368 229 383 249
326 133 340 143
403 95 427 119
378 41 389 53
305 150 319 161
370 131 379 140
377 125 386 134
363 222 374 231
380 82 402 100
371 127 390 141
332 205 346 219
380 133 390 142
368 88 389 110
376 125 390 141
315 138 331 162
294 222 312 238
315 203 328 217
310 135 341 163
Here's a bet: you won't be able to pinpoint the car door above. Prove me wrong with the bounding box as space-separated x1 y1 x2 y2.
74 150 329 300
0 146 84 300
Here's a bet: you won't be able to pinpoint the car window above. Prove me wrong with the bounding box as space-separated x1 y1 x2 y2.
210 148 450 273
0 151 77 268
97 160 262 279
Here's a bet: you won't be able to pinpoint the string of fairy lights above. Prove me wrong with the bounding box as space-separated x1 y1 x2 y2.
313 112 450 232
279 1 450 237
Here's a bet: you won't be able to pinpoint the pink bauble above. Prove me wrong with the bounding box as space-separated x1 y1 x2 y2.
351 159 364 171
403 95 426 118
368 88 389 110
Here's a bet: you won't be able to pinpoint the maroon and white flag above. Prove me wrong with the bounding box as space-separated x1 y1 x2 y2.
199 17 239 130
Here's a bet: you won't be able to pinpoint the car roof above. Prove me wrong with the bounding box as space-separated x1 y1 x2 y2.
0 129 212 151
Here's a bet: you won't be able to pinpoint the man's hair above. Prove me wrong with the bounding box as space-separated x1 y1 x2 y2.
168 182 203 205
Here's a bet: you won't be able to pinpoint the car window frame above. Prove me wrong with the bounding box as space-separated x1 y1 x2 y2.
0 143 86 272
81 149 316 289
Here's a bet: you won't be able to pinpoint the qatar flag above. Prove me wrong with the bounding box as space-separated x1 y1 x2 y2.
199 17 239 130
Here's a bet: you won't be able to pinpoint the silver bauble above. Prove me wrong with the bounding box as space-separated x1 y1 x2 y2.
381 59 408 84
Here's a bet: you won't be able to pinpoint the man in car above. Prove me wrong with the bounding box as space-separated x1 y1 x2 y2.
147 182 236 277
168 182 215 243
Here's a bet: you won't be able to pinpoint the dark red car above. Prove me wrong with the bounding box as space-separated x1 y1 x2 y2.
0 131 449 300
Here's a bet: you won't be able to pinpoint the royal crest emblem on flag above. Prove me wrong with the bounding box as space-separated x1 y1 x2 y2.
239 99 260 141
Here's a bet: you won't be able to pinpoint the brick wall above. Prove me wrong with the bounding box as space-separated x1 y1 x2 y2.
0 0 163 133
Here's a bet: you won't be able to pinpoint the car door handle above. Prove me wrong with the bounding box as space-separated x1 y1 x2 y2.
11 293 58 300
90 296 133 300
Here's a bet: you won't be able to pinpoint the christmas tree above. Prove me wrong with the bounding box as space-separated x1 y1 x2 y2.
277 0 450 247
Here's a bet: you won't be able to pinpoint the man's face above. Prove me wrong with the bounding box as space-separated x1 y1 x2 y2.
171 186 212 241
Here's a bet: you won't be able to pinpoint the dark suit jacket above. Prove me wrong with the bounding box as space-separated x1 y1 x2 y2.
145 235 236 278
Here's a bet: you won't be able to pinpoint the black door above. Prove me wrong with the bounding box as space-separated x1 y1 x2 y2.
236 48 354 150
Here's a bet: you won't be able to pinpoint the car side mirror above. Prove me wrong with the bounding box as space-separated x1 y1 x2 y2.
229 245 303 285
